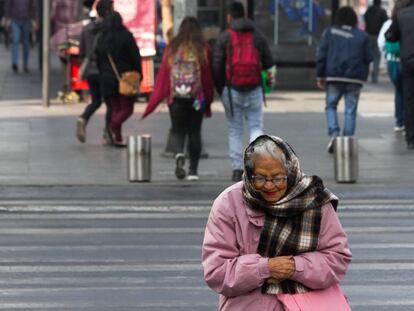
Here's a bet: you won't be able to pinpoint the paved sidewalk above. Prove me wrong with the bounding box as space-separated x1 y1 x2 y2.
0 44 413 195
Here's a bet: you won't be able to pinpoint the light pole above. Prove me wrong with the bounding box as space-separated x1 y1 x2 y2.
42 0 51 107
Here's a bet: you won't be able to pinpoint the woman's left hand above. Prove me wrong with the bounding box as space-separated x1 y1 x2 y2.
267 256 296 282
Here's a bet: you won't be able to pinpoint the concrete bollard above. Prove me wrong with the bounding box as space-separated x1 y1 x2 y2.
127 135 151 182
334 136 358 183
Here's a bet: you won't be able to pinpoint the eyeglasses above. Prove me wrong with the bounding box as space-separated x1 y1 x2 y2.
251 174 287 187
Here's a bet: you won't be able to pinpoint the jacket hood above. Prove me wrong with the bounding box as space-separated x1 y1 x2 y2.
230 18 255 32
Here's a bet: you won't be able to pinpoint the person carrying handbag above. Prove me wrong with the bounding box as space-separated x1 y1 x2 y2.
95 11 142 147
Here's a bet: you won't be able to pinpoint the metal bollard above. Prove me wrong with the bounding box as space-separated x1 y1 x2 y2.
127 135 151 182
334 136 358 183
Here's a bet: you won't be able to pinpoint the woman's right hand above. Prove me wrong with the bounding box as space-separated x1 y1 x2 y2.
267 256 296 282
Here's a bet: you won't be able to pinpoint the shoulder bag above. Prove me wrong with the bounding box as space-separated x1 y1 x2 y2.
107 53 141 96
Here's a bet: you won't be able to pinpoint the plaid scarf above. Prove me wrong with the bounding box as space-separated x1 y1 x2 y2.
242 135 338 295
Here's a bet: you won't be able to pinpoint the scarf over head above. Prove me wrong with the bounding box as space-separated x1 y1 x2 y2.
242 135 338 294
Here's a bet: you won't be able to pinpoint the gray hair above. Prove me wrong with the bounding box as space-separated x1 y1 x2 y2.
244 137 288 178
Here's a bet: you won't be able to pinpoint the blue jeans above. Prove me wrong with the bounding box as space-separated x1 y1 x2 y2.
325 82 361 137
222 86 264 170
387 61 404 127
11 19 32 68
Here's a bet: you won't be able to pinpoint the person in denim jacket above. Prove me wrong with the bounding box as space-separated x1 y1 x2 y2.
316 6 373 154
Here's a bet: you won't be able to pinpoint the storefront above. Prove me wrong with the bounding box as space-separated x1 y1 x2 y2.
172 0 354 89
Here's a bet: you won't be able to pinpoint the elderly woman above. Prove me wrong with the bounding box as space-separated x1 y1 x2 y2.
202 135 352 310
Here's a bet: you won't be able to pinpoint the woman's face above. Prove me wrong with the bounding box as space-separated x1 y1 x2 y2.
252 154 288 203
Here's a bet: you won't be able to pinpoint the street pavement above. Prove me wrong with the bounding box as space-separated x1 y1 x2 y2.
0 44 414 310
0 199 413 310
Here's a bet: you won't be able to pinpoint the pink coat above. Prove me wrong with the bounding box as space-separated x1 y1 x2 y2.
202 182 352 311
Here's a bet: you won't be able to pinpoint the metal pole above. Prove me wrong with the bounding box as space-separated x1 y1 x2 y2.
42 0 50 107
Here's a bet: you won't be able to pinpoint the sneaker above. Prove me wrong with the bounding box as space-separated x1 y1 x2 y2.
102 127 114 146
394 125 405 132
23 66 29 73
232 169 244 182
187 174 199 181
12 64 18 73
175 153 186 180
327 137 336 154
76 117 87 143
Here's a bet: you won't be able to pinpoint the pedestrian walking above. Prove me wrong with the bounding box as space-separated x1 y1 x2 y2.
378 18 404 132
95 11 142 147
202 135 352 311
316 6 373 154
4 0 38 73
386 0 414 149
0 0 9 47
142 16 214 181
212 1 274 182
364 0 388 83
76 0 114 144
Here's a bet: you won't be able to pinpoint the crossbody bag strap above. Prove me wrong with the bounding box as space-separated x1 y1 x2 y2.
107 53 121 81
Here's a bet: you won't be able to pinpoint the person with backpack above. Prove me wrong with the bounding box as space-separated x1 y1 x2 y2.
378 17 404 132
141 16 214 181
212 1 274 182
316 6 373 154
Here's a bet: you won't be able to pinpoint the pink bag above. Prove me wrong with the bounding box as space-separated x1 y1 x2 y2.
277 284 352 311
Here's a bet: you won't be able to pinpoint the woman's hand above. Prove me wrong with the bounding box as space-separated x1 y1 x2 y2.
267 256 296 282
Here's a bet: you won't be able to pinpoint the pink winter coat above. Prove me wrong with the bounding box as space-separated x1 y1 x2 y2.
202 182 352 311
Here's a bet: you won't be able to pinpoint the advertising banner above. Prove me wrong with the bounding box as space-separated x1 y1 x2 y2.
113 0 156 57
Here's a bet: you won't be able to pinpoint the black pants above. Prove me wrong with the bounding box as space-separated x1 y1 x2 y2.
401 62 414 144
169 98 203 173
81 74 112 127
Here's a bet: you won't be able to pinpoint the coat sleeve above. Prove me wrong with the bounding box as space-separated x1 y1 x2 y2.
290 203 352 290
316 29 329 79
126 33 142 76
201 46 214 117
212 31 229 96
202 196 271 298
141 51 170 119
254 30 274 70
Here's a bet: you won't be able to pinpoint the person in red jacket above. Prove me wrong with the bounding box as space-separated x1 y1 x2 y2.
142 16 214 181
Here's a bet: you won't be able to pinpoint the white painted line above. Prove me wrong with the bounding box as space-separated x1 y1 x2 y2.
0 228 205 234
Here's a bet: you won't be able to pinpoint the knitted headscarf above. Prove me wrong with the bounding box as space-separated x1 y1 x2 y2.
242 135 338 294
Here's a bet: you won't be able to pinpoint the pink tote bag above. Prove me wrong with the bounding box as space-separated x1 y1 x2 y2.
277 284 352 311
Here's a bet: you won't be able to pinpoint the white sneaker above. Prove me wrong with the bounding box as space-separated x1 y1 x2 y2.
327 137 336 154
175 153 186 180
394 125 405 132
187 174 199 181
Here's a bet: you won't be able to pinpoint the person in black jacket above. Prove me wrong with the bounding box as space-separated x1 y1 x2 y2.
364 0 388 83
76 0 113 145
386 0 414 149
96 11 142 147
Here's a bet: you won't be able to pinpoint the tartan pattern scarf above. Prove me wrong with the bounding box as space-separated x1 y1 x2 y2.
242 135 338 295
